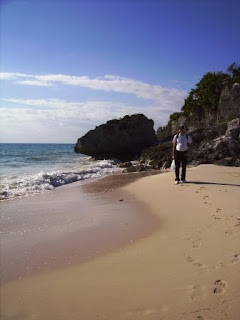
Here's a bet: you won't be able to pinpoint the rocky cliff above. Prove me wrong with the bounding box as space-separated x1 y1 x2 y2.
218 83 240 121
140 118 240 169
141 79 240 169
74 114 157 161
157 83 240 142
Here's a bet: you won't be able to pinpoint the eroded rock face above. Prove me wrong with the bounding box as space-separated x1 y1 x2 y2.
157 83 240 142
75 114 157 161
140 119 240 168
219 83 240 121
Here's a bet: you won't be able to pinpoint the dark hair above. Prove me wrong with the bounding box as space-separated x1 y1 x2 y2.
179 125 184 129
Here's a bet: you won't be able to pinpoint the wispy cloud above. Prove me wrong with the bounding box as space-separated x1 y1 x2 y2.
17 80 53 87
0 72 31 80
0 98 153 142
1 96 184 143
0 72 187 103
0 98 181 125
0 72 187 142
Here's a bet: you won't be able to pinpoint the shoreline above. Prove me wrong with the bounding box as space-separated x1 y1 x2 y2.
0 170 161 284
1 164 240 319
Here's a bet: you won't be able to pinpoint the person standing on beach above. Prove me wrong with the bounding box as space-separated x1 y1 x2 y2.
172 125 192 184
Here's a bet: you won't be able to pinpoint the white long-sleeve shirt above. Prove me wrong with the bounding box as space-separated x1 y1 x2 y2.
173 133 192 152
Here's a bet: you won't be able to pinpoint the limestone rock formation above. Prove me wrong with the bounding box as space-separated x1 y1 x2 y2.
151 80 240 169
218 83 240 121
157 83 240 142
140 118 240 168
74 114 157 161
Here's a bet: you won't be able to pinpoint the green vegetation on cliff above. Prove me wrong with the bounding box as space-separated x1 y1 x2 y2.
169 62 240 122
227 62 240 85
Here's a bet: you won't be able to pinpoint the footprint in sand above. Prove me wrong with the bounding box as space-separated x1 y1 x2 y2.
192 238 202 248
194 262 205 268
197 316 206 320
235 219 240 227
204 201 212 205
203 195 209 199
196 187 206 193
225 229 233 235
187 256 205 268
232 254 239 264
213 208 223 219
187 256 196 263
213 280 227 295
225 220 239 234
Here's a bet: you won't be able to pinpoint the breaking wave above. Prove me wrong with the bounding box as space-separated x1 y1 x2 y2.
0 160 120 201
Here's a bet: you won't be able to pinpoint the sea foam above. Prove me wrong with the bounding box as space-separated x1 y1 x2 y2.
0 159 120 201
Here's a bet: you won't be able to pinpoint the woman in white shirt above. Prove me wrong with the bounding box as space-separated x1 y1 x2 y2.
172 125 192 184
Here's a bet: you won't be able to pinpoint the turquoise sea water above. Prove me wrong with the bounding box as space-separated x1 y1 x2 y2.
0 144 119 201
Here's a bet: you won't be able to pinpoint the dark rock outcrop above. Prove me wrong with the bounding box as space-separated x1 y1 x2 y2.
75 114 157 161
118 161 152 173
140 119 240 168
139 141 173 169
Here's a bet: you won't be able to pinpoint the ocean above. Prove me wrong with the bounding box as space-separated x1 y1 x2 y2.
0 143 120 201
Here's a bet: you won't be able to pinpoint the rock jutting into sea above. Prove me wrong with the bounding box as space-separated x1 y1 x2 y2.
74 114 157 161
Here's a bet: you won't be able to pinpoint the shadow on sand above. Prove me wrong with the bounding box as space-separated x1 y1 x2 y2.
187 181 240 187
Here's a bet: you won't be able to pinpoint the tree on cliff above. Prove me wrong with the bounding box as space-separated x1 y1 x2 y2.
227 62 240 85
169 62 239 122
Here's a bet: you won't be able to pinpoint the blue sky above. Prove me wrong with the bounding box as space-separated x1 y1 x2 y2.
0 0 239 143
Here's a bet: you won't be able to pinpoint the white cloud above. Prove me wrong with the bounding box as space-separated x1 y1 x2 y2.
0 72 187 142
0 72 187 104
0 97 181 137
0 72 31 80
16 80 53 87
1 97 180 121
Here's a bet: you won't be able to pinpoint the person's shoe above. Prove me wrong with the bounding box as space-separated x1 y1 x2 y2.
175 180 179 185
181 180 187 183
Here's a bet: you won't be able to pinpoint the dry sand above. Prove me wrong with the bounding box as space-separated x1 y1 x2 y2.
0 164 240 320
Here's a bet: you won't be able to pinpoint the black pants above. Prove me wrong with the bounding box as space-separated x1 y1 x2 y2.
174 150 188 181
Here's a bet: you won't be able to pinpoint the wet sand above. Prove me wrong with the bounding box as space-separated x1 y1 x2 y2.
1 165 240 320
0 170 161 284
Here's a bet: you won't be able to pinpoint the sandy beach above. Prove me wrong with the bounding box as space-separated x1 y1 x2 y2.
1 164 240 320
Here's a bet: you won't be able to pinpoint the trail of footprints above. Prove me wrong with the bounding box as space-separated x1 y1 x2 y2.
181 185 237 319
120 280 229 320
195 187 212 206
195 187 240 231
188 185 238 319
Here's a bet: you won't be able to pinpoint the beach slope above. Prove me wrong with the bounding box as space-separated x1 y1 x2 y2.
1 164 240 320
